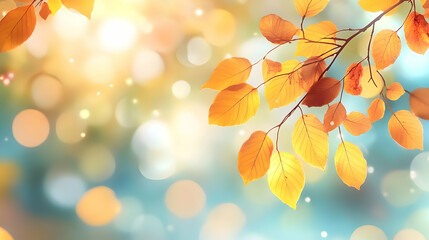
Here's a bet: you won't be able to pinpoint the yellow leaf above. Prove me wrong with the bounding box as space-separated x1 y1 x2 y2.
61 0 95 19
358 0 399 13
386 82 405 101
292 114 329 169
264 60 304 109
267 152 305 209
209 83 260 126
48 0 63 15
202 57 252 91
372 30 401 70
388 110 423 150
262 59 282 82
238 131 274 185
343 112 372 136
300 56 327 91
0 5 36 52
323 102 347 132
295 21 338 58
259 14 298 44
367 98 385 122
293 0 330 17
409 88 429 120
335 141 367 190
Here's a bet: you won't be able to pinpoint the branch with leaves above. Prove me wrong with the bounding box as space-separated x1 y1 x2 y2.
202 0 429 209
0 0 94 52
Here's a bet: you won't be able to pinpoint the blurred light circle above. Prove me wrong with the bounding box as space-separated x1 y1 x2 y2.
132 120 175 180
26 22 49 58
0 161 20 194
79 109 90 119
200 203 246 240
44 172 86 207
12 109 49 148
84 54 116 84
78 96 113 126
405 208 429 237
0 227 13 240
381 170 421 207
350 225 387 240
31 74 63 110
132 49 164 84
53 7 88 40
115 197 144 233
187 37 211 65
410 152 429 191
56 110 87 144
171 80 191 99
79 145 116 182
146 18 183 53
76 186 122 226
165 180 206 218
359 66 384 98
203 9 236 47
115 98 144 128
98 18 137 52
394 229 425 240
132 215 166 240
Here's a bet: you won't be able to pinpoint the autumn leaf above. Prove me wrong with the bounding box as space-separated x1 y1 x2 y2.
259 14 298 44
300 56 327 91
209 83 259 126
343 112 372 136
293 0 330 18
344 63 363 96
264 60 304 109
367 98 385 122
39 2 51 20
302 77 341 107
238 131 274 185
372 30 401 70
267 152 305 209
409 88 429 120
262 59 282 82
388 110 423 150
404 12 429 55
48 0 63 16
323 102 347 132
358 0 399 13
423 0 429 18
292 114 329 169
295 21 338 58
335 141 367 190
386 82 405 101
0 5 36 52
202 57 252 91
61 0 95 19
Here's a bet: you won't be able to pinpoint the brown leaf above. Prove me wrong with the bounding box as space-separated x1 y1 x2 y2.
409 88 429 120
323 102 347 132
300 57 327 92
302 77 341 107
0 5 36 52
259 14 298 45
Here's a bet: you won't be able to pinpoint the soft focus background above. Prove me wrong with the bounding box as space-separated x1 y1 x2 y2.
0 0 429 239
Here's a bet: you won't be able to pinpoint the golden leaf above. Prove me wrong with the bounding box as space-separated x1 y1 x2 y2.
388 110 423 150
372 30 401 70
295 21 338 58
335 141 367 190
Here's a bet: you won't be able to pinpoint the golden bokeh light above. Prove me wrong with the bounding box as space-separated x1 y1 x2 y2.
0 161 20 195
12 109 50 148
165 180 206 218
31 74 63 110
56 110 87 144
203 9 236 47
76 186 121 226
0 227 13 240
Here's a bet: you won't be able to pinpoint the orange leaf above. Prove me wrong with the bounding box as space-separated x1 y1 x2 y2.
209 83 260 126
303 77 341 107
388 110 423 150
335 141 367 190
61 0 94 19
344 63 363 96
367 98 385 123
0 5 36 52
300 56 327 92
262 59 282 82
372 30 401 70
323 102 347 132
264 60 304 109
238 131 274 185
404 12 429 55
202 57 252 91
409 88 429 120
386 82 405 101
424 0 429 18
343 112 372 136
259 14 298 44
295 21 338 58
293 0 330 18
39 2 51 20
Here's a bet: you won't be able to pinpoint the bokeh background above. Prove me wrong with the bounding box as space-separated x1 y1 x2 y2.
0 0 429 239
